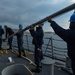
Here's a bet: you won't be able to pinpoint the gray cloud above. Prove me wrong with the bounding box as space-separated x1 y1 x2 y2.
0 0 74 31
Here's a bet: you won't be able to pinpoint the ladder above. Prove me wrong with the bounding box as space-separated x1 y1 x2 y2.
44 37 54 58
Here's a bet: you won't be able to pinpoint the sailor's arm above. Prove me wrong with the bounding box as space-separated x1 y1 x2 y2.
29 24 36 37
48 18 68 41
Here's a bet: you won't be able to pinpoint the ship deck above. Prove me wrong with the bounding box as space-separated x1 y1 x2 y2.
0 50 72 75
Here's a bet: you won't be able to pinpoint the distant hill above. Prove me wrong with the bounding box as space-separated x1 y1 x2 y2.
44 31 55 34
13 29 55 34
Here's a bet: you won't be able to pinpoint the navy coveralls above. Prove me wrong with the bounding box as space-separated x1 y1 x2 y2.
0 26 4 49
5 27 14 49
16 29 25 56
30 27 44 68
50 21 75 75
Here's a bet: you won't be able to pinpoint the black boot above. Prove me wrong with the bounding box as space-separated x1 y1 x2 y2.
31 64 41 73
31 67 41 73
0 47 1 50
23 52 26 57
17 53 21 58
22 49 26 57
40 65 42 69
7 47 12 50
17 55 21 58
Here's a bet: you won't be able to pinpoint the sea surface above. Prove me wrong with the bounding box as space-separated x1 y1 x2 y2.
11 31 67 61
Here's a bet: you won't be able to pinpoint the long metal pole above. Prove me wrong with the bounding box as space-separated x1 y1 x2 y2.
8 3 75 38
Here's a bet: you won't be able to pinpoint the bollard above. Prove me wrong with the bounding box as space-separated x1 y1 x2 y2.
41 57 55 75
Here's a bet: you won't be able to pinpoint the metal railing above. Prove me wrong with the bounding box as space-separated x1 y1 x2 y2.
12 33 67 62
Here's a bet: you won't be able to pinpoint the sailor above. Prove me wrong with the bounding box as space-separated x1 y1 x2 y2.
16 24 26 57
4 25 14 50
0 25 4 50
48 12 75 75
29 23 44 73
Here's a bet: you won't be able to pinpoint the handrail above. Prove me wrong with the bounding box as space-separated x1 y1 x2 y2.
12 33 67 62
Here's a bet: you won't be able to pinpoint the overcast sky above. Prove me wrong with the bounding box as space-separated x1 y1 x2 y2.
0 0 75 32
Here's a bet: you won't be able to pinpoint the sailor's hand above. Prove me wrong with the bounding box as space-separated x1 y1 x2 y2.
14 32 17 35
48 18 52 23
30 24 35 30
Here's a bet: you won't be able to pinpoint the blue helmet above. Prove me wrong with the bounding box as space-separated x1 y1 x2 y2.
19 24 23 27
70 12 75 22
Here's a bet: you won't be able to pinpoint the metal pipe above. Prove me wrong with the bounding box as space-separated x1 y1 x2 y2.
8 3 75 38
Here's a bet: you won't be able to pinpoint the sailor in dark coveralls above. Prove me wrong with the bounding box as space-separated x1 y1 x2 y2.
29 23 44 73
48 12 75 75
0 25 4 50
16 24 26 57
4 25 14 50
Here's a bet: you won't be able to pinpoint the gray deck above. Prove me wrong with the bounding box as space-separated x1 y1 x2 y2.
0 50 72 75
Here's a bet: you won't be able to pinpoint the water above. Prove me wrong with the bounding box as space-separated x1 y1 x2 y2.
12 32 67 61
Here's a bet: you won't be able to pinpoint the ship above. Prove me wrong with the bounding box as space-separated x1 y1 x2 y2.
0 32 72 75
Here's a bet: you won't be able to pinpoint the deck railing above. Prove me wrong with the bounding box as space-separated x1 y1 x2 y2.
12 33 67 62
